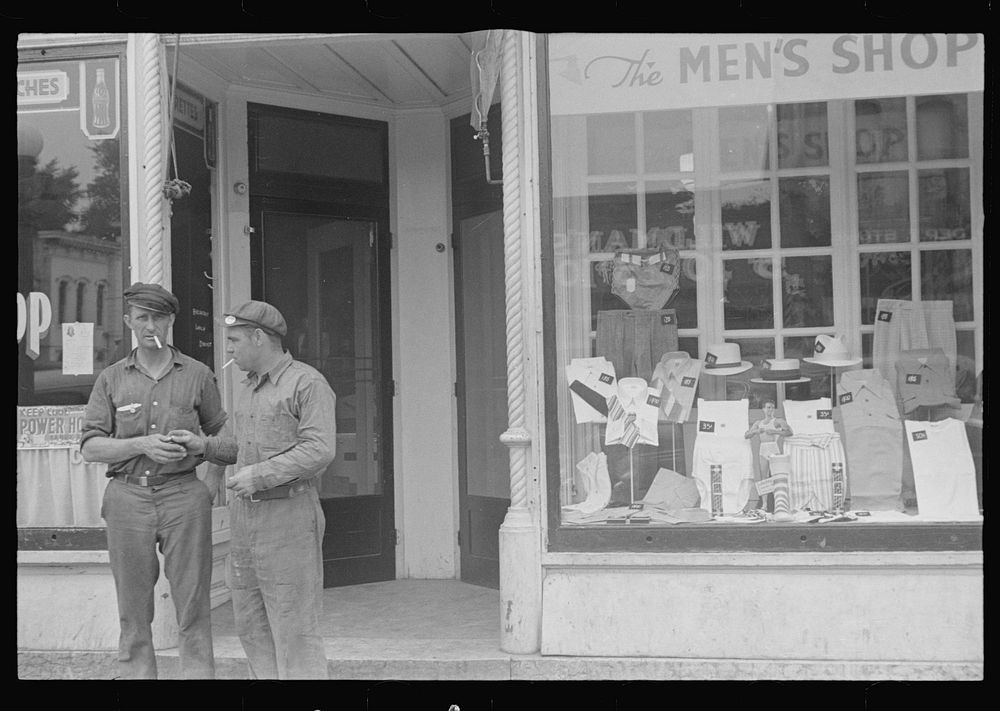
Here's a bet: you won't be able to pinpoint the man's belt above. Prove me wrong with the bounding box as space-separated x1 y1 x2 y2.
249 479 313 502
112 470 196 487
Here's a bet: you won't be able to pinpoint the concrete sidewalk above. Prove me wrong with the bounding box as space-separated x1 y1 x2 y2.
17 579 982 680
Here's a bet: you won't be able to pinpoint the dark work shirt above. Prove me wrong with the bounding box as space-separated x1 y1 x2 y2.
234 352 337 491
81 347 232 476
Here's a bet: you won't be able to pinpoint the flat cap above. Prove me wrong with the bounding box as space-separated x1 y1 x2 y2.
123 282 179 315
223 300 287 337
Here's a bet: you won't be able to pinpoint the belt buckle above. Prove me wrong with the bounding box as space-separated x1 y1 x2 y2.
248 492 261 503
137 474 149 486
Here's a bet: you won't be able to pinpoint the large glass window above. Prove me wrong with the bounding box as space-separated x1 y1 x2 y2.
544 34 983 545
18 48 128 407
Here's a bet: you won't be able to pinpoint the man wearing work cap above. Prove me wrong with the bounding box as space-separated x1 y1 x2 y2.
222 299 336 679
81 282 237 679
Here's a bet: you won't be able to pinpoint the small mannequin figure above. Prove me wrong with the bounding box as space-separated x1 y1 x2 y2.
745 399 793 479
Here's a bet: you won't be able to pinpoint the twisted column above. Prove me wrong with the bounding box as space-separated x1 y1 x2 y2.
498 30 531 510
139 33 165 284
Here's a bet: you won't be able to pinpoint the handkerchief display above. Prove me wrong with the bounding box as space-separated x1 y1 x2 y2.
565 357 617 424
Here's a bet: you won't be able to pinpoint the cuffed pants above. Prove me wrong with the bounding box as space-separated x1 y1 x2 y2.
102 472 215 679
596 309 679 382
228 486 328 680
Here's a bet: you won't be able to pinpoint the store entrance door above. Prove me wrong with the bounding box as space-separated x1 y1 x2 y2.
250 201 395 587
452 108 509 588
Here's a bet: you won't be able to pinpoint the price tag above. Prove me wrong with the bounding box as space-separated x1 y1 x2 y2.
839 393 853 405
905 374 922 385
755 478 778 495
699 420 716 433
911 430 928 442
877 311 893 322
661 262 676 275
646 395 661 408
705 353 717 365
817 409 833 420
661 313 675 325
681 376 696 388
599 373 614 385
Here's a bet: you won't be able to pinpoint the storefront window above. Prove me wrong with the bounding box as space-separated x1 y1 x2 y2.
18 49 128 408
18 44 128 531
543 34 983 544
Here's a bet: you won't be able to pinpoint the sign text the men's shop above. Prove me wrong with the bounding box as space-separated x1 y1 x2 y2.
551 34 984 115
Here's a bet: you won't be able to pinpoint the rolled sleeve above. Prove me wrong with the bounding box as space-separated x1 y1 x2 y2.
80 369 115 447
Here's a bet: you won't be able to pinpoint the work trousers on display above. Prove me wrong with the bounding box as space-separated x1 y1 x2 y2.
228 486 328 680
102 472 215 680
595 309 679 382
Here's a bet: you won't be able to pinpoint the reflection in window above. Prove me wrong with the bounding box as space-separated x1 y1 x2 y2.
855 97 908 164
859 252 911 325
588 184 637 252
921 249 974 321
858 171 909 244
724 258 773 330
779 176 831 247
96 283 105 326
721 180 771 250
918 168 971 242
57 280 69 324
956 329 978 403
782 256 834 328
76 282 86 322
719 105 770 172
777 102 828 169
916 94 969 160
645 181 695 250
587 112 636 174
643 110 693 174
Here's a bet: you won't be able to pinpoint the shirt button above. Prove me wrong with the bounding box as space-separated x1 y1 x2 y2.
151 424 157 429
144 470 150 475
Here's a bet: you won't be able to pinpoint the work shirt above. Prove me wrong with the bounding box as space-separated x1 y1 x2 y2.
234 352 337 492
650 351 701 423
81 346 231 476
782 397 836 435
838 369 904 510
604 378 660 448
895 348 961 414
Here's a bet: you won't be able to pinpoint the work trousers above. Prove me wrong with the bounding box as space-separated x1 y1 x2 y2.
102 472 215 679
595 309 679 382
228 485 328 680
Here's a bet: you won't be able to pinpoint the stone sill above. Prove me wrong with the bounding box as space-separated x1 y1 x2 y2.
541 550 983 570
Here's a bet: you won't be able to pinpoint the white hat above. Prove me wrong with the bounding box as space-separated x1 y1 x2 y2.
751 358 811 384
803 334 862 368
702 343 752 376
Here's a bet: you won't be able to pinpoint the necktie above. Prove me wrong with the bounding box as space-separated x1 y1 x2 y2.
621 412 640 449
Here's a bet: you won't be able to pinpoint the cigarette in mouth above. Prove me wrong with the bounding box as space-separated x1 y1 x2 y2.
153 335 162 349
222 358 235 369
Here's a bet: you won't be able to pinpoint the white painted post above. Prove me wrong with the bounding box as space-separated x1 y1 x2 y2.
498 30 542 655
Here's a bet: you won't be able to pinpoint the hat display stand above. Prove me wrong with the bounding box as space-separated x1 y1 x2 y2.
802 359 862 402
802 337 862 401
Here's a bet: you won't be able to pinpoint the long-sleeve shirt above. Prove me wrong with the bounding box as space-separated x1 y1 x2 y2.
233 352 337 491
81 346 234 475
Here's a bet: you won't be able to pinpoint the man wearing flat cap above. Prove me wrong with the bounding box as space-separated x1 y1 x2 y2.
221 299 336 679
81 282 237 679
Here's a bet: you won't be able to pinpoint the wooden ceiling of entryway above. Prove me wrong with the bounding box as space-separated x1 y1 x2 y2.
169 33 489 110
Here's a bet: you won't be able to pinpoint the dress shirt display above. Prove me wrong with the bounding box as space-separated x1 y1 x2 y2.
873 298 957 396
838 370 904 511
650 351 701 423
565 357 618 423
781 397 846 511
895 348 962 415
604 377 661 448
609 246 681 310
904 419 981 521
691 398 754 515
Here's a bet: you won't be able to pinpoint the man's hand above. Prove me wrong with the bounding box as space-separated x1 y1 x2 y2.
226 466 259 498
140 434 188 463
166 429 206 456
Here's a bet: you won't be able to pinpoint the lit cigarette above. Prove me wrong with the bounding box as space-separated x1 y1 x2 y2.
222 358 235 369
153 335 162 349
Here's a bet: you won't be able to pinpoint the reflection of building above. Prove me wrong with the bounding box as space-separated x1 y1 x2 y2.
35 229 122 369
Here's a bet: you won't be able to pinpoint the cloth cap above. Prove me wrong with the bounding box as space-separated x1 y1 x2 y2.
123 282 179 315
223 300 287 337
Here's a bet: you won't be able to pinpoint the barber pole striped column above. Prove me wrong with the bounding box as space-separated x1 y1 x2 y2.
771 473 791 518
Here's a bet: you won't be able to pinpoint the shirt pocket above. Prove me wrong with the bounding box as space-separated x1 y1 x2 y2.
168 405 198 433
258 411 298 447
113 407 144 438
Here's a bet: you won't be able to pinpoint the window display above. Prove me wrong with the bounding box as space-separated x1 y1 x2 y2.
546 34 983 539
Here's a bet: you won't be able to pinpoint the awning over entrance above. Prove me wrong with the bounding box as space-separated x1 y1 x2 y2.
164 33 489 110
